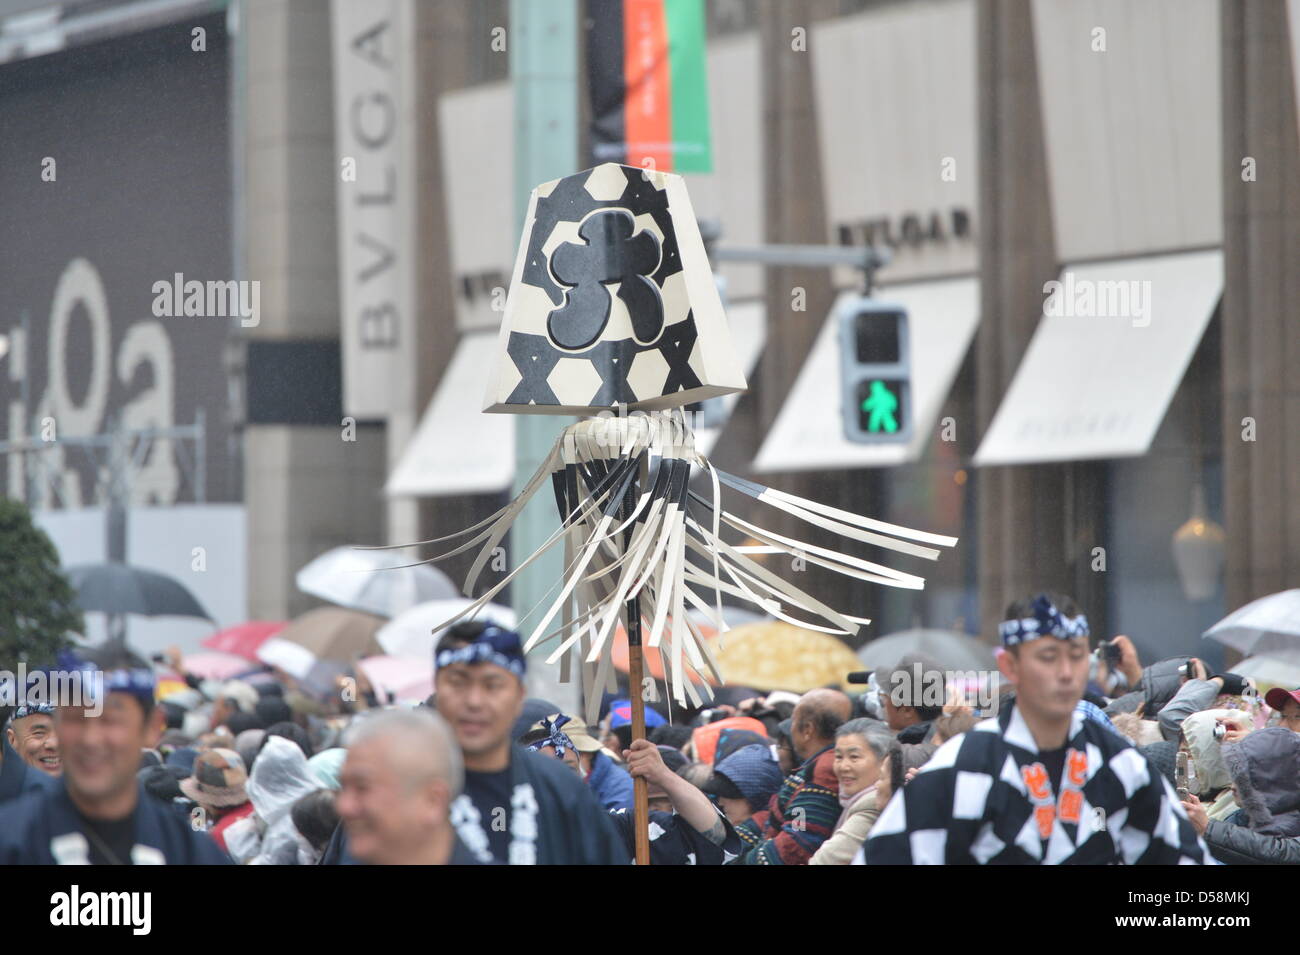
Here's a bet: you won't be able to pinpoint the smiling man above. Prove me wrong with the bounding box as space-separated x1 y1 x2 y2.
0 645 229 865
859 593 1214 865
432 622 627 865
6 701 61 776
337 708 479 865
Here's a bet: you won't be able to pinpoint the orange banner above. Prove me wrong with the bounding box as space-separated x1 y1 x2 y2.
623 0 673 171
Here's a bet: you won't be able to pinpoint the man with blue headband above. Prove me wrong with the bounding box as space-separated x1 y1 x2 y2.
858 593 1214 865
6 699 61 776
432 621 626 865
0 704 58 805
0 644 229 865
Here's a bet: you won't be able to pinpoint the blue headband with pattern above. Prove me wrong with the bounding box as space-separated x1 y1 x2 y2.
434 624 527 678
998 595 1090 647
12 700 55 720
527 714 576 759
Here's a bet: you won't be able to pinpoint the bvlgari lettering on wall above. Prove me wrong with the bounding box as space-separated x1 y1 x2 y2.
836 208 973 250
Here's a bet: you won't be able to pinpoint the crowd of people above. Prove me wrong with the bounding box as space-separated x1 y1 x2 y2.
0 589 1292 865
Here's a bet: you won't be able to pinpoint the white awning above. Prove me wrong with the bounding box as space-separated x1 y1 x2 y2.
754 276 980 472
386 331 515 497
693 300 766 458
973 249 1222 466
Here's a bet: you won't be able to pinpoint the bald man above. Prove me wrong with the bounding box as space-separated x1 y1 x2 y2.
732 688 851 865
337 709 478 865
6 702 61 776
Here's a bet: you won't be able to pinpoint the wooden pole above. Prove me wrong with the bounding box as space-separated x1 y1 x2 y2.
623 475 650 865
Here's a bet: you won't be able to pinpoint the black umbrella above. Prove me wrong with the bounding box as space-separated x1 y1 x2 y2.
67 562 212 622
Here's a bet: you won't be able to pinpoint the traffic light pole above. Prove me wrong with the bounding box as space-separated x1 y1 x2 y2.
701 227 892 295
699 229 910 445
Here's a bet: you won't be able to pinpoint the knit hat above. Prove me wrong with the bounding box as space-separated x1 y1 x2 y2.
709 743 784 812
1140 739 1178 787
713 728 769 765
658 745 688 775
180 748 249 809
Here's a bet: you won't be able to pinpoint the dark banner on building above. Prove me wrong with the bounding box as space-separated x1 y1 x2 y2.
587 0 712 172
0 13 236 506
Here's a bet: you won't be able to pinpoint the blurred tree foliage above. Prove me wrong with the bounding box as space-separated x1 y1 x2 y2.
0 496 82 668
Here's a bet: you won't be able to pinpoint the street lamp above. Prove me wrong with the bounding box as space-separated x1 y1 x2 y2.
1172 483 1225 601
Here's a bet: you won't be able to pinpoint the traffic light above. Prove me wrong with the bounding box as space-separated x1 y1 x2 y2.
839 299 911 444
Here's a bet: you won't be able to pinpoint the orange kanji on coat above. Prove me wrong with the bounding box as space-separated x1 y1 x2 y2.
1035 804 1056 839
1059 788 1084 823
1022 763 1050 801
1067 749 1088 786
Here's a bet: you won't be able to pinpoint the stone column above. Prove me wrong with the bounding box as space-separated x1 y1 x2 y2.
1219 0 1300 611
241 0 385 619
974 0 1093 638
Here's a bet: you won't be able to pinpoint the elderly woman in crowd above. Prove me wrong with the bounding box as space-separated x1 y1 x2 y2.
809 718 896 865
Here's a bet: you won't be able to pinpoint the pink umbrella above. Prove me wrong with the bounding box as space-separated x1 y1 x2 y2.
202 621 286 661
182 650 258 681
357 655 434 704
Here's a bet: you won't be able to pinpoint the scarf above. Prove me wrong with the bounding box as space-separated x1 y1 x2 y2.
836 783 877 832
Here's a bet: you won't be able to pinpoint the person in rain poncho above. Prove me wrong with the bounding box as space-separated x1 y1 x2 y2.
224 735 320 864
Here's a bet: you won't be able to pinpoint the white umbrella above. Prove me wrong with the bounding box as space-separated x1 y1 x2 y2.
376 598 517 657
296 546 459 619
1228 646 1300 690
1204 589 1300 655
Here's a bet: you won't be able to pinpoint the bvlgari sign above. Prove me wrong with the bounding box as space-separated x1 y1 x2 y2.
331 0 416 420
836 207 973 251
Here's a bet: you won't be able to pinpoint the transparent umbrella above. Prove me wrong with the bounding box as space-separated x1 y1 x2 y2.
1205 589 1300 656
296 546 458 619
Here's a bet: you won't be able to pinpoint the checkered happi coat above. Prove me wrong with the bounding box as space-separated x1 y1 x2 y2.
859 705 1216 865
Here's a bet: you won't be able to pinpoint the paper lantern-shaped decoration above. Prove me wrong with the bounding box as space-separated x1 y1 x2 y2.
483 163 747 415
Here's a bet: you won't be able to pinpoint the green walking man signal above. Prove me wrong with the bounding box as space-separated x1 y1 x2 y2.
839 300 911 444
861 380 900 433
